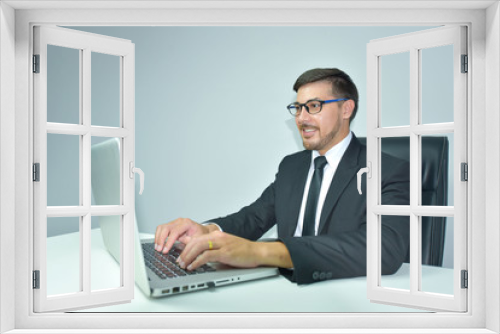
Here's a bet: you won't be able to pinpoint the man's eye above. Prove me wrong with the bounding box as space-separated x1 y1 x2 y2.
308 102 321 109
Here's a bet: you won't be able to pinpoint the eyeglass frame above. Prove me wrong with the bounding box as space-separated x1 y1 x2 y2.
287 98 349 116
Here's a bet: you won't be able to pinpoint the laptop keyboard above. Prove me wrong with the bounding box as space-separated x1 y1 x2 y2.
142 243 216 280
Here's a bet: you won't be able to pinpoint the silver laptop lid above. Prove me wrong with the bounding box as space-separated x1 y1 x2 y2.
91 138 150 296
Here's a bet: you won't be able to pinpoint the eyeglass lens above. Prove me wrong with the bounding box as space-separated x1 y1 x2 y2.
288 101 323 116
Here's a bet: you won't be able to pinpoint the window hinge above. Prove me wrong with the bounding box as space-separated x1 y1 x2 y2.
461 162 468 181
33 163 40 182
33 270 40 289
461 270 468 289
461 54 468 73
33 54 40 73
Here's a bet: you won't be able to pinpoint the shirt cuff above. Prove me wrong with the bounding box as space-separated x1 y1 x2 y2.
201 221 223 232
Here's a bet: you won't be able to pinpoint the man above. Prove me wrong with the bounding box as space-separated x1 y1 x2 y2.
155 68 409 284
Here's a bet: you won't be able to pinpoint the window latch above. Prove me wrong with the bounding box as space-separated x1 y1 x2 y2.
357 162 371 195
129 162 145 195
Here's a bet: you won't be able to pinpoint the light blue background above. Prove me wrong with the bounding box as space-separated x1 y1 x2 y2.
47 26 454 268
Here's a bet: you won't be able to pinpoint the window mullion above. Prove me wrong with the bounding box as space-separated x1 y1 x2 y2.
414 123 455 135
409 46 421 295
80 214 89 294
81 47 92 296
46 206 90 217
90 126 130 138
82 47 91 207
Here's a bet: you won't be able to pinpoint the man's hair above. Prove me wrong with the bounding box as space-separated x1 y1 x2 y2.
293 68 359 122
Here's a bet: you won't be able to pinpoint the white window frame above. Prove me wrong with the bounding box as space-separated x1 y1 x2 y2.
365 25 468 312
32 25 136 312
1 1 498 333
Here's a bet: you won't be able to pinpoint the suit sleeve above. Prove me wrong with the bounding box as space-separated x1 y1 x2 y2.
210 178 278 242
280 155 410 284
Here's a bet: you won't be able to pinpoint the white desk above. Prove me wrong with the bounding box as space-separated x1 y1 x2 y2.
45 229 453 313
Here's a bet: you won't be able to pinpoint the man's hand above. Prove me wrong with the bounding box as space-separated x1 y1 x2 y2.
176 230 294 271
154 218 219 254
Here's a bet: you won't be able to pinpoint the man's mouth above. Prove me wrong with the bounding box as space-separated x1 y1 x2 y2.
301 126 318 138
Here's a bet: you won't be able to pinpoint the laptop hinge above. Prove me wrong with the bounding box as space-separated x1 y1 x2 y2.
33 270 40 289
461 270 468 289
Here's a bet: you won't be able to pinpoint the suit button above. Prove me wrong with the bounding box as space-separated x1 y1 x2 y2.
326 272 333 279
312 271 320 280
319 272 326 280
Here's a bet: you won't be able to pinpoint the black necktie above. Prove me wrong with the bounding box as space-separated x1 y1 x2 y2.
302 156 328 236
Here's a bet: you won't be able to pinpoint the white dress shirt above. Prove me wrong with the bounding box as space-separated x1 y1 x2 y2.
294 132 353 237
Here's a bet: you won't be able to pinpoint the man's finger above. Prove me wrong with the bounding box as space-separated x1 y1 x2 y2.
187 249 220 271
155 225 171 251
178 235 212 268
162 229 182 254
178 235 192 244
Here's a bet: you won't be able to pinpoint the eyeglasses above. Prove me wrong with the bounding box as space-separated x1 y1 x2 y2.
287 98 348 117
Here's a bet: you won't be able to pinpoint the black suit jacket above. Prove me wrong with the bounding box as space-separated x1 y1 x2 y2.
212 134 410 284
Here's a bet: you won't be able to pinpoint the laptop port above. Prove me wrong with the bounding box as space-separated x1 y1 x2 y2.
197 284 204 288
162 289 170 294
182 286 188 292
173 287 180 293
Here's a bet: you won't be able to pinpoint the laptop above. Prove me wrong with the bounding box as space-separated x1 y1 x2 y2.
91 138 279 298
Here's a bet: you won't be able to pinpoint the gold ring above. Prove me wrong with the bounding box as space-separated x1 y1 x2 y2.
208 240 213 250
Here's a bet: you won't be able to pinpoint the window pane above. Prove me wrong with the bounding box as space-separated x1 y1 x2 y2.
380 52 410 127
380 137 410 205
421 134 454 206
380 215 410 291
421 216 454 295
47 217 80 296
47 134 80 206
92 216 122 291
92 52 121 127
91 137 121 206
421 45 454 124
47 45 80 124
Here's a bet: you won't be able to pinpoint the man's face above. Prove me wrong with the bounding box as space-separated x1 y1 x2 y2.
295 80 352 155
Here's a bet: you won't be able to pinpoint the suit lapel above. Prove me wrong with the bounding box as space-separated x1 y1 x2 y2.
318 136 362 234
281 151 311 237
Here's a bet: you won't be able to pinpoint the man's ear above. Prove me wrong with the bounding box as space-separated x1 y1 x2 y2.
342 100 355 120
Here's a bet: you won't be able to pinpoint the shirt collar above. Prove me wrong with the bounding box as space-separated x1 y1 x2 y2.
311 131 353 167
